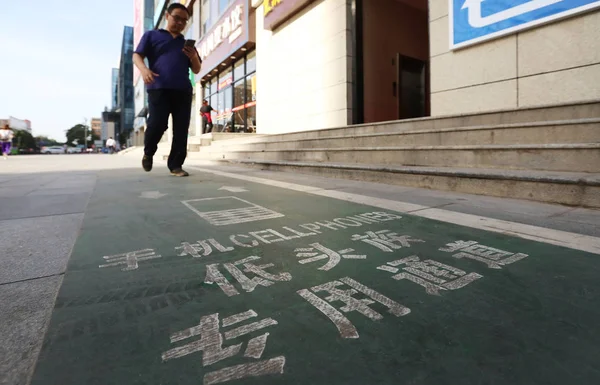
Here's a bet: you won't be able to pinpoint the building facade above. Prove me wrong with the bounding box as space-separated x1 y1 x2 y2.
189 0 600 137
140 0 600 147
118 26 135 146
90 118 102 138
101 109 119 142
133 0 156 146
0 116 32 133
111 68 119 110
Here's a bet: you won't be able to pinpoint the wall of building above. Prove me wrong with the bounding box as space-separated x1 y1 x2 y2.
362 0 428 123
256 0 353 134
91 118 102 138
429 2 600 116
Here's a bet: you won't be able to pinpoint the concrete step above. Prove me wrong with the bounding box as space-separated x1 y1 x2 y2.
207 143 600 173
225 160 600 208
223 99 600 144
205 119 600 151
188 133 265 151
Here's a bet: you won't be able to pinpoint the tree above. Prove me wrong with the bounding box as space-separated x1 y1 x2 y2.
65 124 100 147
36 136 62 147
13 130 37 151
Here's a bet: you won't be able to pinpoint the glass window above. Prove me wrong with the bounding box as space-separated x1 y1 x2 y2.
210 78 217 95
246 51 256 74
224 87 233 132
233 79 246 132
247 105 256 133
210 93 218 119
219 0 230 15
246 73 257 102
217 91 225 132
218 66 233 91
233 59 244 81
233 79 245 109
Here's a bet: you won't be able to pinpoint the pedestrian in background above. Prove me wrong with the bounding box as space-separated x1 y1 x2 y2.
0 124 14 160
106 137 116 154
133 3 201 177
200 99 214 134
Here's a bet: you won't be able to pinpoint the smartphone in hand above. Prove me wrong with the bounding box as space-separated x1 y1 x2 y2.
184 39 196 47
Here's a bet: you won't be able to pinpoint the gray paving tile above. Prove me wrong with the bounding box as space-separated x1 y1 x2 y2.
0 193 90 221
0 213 84 284
27 186 95 196
0 186 36 197
0 276 63 385
556 208 600 226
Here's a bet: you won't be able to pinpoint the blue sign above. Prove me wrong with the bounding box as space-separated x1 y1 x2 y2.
450 0 600 49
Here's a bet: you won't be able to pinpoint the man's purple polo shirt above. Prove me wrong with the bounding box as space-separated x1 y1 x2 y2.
134 29 192 91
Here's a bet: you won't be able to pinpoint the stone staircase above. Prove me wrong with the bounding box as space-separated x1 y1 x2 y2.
185 100 600 208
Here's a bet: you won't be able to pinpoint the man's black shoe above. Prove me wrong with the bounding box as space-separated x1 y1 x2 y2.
142 155 153 172
170 168 189 177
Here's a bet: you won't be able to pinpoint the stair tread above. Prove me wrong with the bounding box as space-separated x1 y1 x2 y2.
218 143 600 152
206 117 600 146
227 159 600 185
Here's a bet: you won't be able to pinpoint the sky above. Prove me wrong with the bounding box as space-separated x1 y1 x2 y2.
0 1 134 142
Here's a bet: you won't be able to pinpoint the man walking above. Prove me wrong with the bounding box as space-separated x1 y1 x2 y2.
133 3 201 177
200 99 214 134
106 137 116 154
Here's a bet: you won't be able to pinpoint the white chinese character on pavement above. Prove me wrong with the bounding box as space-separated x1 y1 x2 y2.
377 255 483 296
439 240 528 269
205 256 292 297
351 230 425 252
161 309 285 385
98 249 161 271
297 277 410 339
176 239 234 258
294 243 366 271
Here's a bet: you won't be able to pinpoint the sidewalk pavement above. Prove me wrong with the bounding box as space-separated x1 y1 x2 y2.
1 154 599 385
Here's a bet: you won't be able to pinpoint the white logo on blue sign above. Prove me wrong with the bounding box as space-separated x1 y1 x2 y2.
450 0 600 49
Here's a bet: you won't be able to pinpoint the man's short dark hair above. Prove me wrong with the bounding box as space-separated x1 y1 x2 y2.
167 3 189 14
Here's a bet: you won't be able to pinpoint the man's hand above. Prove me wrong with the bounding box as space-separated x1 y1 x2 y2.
183 46 202 74
141 68 159 84
182 46 198 60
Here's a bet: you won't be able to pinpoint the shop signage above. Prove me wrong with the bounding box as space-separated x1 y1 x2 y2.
197 0 250 78
198 3 244 61
450 0 600 50
264 0 283 16
263 0 313 30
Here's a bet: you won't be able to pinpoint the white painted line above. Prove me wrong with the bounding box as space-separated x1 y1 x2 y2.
139 190 167 199
182 196 284 226
186 166 600 255
219 186 249 192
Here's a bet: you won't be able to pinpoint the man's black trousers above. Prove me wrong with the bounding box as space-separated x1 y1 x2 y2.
144 89 192 171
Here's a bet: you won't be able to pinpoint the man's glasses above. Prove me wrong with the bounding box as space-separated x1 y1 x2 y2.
169 14 189 24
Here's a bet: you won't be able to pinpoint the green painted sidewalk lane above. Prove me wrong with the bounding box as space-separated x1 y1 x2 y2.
31 170 600 385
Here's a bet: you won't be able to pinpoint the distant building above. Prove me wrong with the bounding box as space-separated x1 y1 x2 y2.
118 26 135 146
101 108 120 143
0 116 32 133
111 68 119 110
132 0 155 146
90 117 102 138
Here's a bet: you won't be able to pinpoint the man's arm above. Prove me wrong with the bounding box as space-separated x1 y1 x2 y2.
190 53 201 74
133 31 159 84
133 53 148 72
